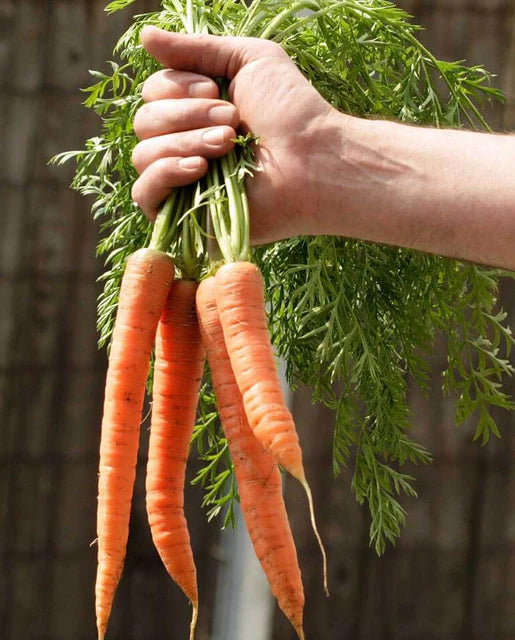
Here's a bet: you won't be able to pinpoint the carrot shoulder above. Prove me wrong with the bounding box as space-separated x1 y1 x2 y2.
197 277 305 639
96 248 174 640
146 280 205 640
215 261 328 596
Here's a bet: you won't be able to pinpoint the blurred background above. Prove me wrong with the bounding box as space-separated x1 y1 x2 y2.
0 1 514 638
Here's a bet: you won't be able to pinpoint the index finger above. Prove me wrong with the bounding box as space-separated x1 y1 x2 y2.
141 25 261 79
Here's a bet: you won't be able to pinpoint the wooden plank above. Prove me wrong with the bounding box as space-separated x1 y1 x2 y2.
0 280 16 369
60 370 105 458
0 95 39 186
54 460 97 554
26 185 76 277
8 0 47 93
49 555 96 639
0 1 16 85
46 1 90 92
65 281 104 369
35 95 99 186
6 558 51 639
503 1 515 128
0 187 25 277
8 461 54 555
12 278 71 368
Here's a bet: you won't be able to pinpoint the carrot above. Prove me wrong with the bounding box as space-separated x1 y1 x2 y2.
197 277 305 639
146 279 205 640
214 261 329 596
96 248 174 640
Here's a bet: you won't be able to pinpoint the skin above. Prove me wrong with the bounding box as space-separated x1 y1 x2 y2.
133 26 515 270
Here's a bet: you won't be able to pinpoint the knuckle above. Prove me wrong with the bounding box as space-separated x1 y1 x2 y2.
141 74 158 102
133 105 149 138
131 143 143 172
131 179 142 205
142 69 176 102
248 37 282 57
172 133 188 155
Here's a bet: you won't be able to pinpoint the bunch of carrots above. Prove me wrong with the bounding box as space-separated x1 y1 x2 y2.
53 3 515 638
94 130 328 638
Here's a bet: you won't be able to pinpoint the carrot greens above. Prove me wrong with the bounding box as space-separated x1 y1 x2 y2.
53 0 514 555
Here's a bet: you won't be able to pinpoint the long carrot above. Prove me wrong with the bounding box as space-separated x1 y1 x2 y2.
197 277 305 639
146 279 205 640
214 261 329 596
96 248 174 640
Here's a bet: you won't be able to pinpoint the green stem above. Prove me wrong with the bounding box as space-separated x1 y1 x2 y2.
240 8 267 37
181 186 201 280
206 163 226 264
205 80 251 264
149 192 178 252
260 1 320 39
219 151 251 262
404 37 491 130
186 0 195 33
268 4 345 43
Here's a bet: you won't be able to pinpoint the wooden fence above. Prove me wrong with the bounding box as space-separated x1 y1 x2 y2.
0 1 513 638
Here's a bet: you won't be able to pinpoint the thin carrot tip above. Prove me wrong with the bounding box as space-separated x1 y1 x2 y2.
301 478 329 598
296 624 306 640
189 603 199 640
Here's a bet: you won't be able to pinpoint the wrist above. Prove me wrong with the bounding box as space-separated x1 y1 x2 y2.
300 109 368 237
303 111 413 243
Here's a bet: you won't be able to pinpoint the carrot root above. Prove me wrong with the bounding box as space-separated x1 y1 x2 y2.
146 279 204 637
189 604 198 640
214 261 329 597
301 477 329 597
196 276 305 637
95 248 174 639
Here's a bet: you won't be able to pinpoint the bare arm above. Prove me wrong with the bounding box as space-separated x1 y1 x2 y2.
133 27 515 271
309 115 515 269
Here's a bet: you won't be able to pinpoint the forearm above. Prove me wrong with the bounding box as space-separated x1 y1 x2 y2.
310 113 515 270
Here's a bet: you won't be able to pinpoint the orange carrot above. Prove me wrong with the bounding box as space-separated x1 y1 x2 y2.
215 261 328 596
96 248 174 640
146 280 205 640
197 277 305 639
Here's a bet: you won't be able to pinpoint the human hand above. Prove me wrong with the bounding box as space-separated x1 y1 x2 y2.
132 26 341 244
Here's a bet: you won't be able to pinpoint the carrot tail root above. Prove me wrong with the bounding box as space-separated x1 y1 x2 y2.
189 603 198 640
301 477 329 598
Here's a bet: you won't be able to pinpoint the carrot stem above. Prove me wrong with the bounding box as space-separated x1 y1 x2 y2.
150 191 179 252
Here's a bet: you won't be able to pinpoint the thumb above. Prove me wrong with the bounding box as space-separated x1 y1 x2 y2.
141 26 265 79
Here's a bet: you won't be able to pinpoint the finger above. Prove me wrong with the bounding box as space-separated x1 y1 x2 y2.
141 25 283 79
133 98 238 140
131 156 208 219
142 69 219 102
132 126 236 174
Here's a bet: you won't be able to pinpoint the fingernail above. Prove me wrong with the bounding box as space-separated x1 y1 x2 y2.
179 156 203 170
209 105 235 125
190 80 215 98
203 128 226 146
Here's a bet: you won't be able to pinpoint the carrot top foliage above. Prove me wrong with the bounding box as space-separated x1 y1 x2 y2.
53 0 514 555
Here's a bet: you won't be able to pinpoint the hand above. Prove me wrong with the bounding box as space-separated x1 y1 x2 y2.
132 26 340 244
